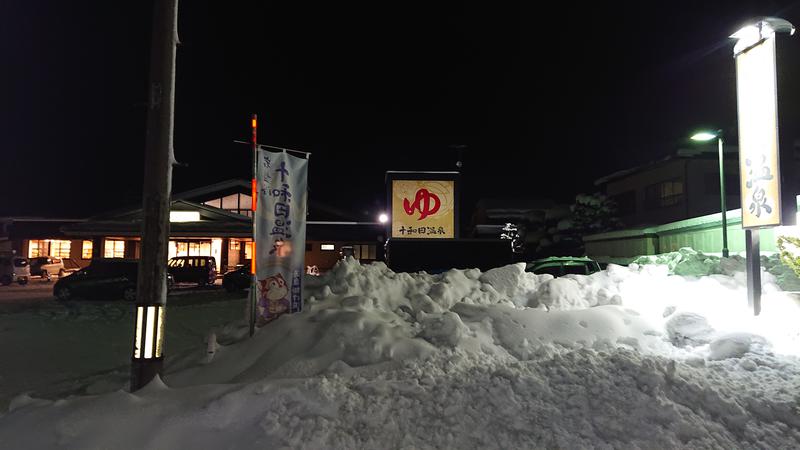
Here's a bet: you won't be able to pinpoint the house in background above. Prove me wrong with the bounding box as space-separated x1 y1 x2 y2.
1 179 384 273
0 217 88 261
595 145 741 227
586 141 800 264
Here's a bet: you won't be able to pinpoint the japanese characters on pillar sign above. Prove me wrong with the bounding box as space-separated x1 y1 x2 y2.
255 150 308 325
390 178 456 239
735 35 783 229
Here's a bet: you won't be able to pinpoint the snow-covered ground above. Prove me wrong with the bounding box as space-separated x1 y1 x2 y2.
1 252 799 449
0 293 247 411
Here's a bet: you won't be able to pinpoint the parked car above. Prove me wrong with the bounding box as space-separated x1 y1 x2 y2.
54 259 174 301
222 262 251 293
30 256 80 279
167 256 217 286
0 256 30 286
525 256 601 277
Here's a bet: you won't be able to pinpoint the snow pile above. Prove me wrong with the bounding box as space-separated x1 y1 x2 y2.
1 258 800 449
632 246 800 291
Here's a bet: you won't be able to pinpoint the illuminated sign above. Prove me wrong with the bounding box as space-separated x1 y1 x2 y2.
169 211 200 222
735 36 782 228
390 179 456 239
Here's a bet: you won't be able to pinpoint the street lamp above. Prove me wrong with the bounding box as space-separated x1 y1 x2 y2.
690 129 729 257
378 213 389 224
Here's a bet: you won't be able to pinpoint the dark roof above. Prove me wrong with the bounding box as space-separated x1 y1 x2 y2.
1 218 86 240
594 147 739 186
172 179 250 202
62 219 383 241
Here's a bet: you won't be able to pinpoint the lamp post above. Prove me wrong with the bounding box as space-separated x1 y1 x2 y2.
690 130 729 257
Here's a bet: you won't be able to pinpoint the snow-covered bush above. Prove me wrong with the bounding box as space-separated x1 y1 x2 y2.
777 235 800 278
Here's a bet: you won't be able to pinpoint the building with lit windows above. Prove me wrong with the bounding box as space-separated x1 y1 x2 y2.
0 180 384 273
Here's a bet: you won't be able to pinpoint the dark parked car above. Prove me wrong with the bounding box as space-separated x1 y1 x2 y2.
525 256 602 277
167 256 217 286
54 259 174 301
222 262 251 293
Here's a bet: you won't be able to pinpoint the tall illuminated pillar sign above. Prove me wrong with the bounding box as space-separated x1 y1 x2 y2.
731 18 796 315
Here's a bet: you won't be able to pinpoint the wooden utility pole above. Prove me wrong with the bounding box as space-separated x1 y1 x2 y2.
131 0 179 392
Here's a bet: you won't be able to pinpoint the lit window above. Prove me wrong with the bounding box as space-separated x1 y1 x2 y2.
321 244 335 251
82 241 93 259
204 198 222 208
221 193 239 211
28 240 44 258
50 240 71 258
244 241 253 260
104 240 126 258
240 194 252 211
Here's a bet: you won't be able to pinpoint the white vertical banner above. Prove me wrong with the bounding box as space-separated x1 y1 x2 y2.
255 149 308 325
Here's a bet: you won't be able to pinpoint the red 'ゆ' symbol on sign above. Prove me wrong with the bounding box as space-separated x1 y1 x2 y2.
403 188 441 220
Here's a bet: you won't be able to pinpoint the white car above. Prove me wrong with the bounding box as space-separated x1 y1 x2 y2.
29 257 81 280
0 256 30 286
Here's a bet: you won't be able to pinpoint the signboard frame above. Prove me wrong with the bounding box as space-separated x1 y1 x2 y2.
735 35 783 229
385 171 460 240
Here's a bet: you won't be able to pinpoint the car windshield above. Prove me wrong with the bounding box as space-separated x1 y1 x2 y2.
563 264 588 275
534 265 562 277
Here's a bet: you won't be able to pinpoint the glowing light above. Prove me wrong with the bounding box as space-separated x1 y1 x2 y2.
690 132 718 141
169 211 200 222
378 213 389 224
321 244 335 251
730 25 763 53
730 18 795 56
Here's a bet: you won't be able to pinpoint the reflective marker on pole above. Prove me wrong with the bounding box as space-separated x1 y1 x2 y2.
134 306 144 358
133 305 165 360
250 114 258 336
252 178 258 213
251 242 256 275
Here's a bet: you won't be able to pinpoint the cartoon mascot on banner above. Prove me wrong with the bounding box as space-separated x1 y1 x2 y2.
257 272 290 326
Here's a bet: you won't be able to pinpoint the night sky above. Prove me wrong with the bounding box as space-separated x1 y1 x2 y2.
4 0 800 220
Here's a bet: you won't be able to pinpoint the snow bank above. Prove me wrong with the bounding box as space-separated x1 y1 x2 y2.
633 246 800 291
1 257 799 449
